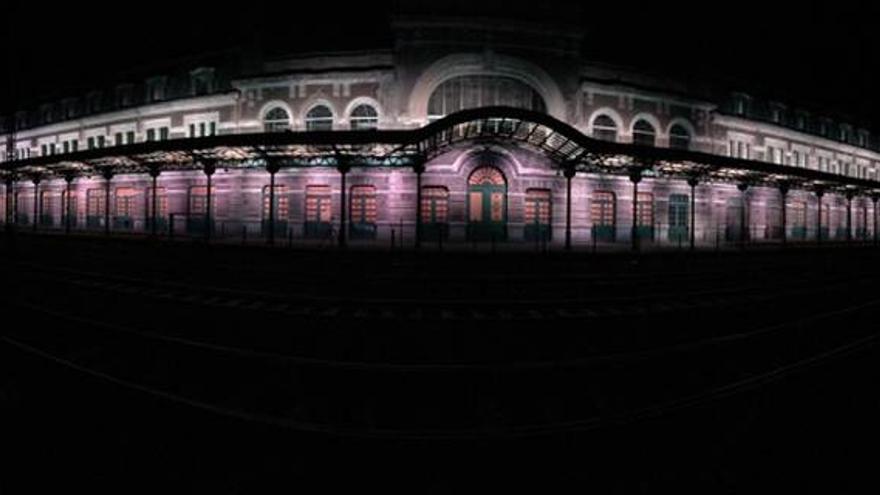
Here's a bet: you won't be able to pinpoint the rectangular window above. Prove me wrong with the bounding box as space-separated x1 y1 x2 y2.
468 192 483 222
305 184 333 237
145 187 168 218
524 189 552 226
189 124 196 138
146 129 156 142
62 191 77 225
591 191 616 227
637 192 654 227
115 133 123 146
350 185 377 224
199 122 206 137
160 127 169 140
63 141 70 154
262 185 289 220
668 194 689 241
591 191 616 242
189 186 213 216
87 189 106 216
97 136 105 148
40 191 55 225
114 187 138 217
126 131 135 144
421 186 449 224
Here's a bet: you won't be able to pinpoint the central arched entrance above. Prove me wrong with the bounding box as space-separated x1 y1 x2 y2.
467 166 508 241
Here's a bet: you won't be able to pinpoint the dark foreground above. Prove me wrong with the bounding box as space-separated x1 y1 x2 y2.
1 233 879 493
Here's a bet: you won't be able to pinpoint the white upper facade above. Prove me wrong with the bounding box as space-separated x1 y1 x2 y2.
2 18 878 182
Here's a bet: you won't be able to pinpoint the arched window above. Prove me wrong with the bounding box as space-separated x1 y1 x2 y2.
305 105 334 131
592 115 618 142
263 107 291 133
427 75 546 120
669 124 691 150
349 104 379 130
632 119 657 146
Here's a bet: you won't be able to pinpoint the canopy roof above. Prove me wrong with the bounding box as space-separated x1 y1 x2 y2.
3 107 878 196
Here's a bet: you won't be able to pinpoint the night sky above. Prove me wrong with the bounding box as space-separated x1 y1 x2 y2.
3 0 880 128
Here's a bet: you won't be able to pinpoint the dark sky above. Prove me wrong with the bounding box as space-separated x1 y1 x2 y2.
4 0 880 128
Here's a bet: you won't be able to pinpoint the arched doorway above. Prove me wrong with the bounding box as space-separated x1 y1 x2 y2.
467 166 507 241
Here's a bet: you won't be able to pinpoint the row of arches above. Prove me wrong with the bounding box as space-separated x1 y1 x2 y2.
590 112 694 149
262 101 380 133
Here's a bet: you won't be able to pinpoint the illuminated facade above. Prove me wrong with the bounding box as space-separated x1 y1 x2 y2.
2 17 880 249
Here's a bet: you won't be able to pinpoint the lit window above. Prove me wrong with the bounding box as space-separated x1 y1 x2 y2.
427 75 546 120
304 185 333 238
188 186 215 216
114 188 138 218
421 186 449 224
524 189 552 226
632 120 656 146
350 185 378 238
669 124 691 150
592 115 618 142
262 185 289 220
305 105 334 131
591 191 616 241
87 189 106 217
62 191 77 226
349 104 379 130
263 107 291 133
668 194 689 243
146 187 168 218
636 192 654 227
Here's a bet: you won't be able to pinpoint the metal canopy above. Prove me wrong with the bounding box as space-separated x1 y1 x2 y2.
2 107 879 196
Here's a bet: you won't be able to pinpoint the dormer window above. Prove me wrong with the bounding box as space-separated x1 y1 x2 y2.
794 111 808 130
818 119 830 137
769 102 785 124
839 125 851 143
87 91 103 114
115 84 134 108
731 93 750 116
15 111 28 130
857 130 869 148
190 67 216 96
40 104 54 125
146 76 168 102
63 98 79 120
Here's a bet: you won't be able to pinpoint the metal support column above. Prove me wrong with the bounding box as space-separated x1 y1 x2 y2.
337 160 350 249
149 166 161 238
266 160 280 245
816 189 825 245
846 192 854 244
873 195 879 247
101 168 113 236
779 183 789 248
414 162 425 249
203 161 216 242
688 177 698 250
64 174 74 235
564 167 576 251
629 168 642 253
737 183 749 249
32 176 40 233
